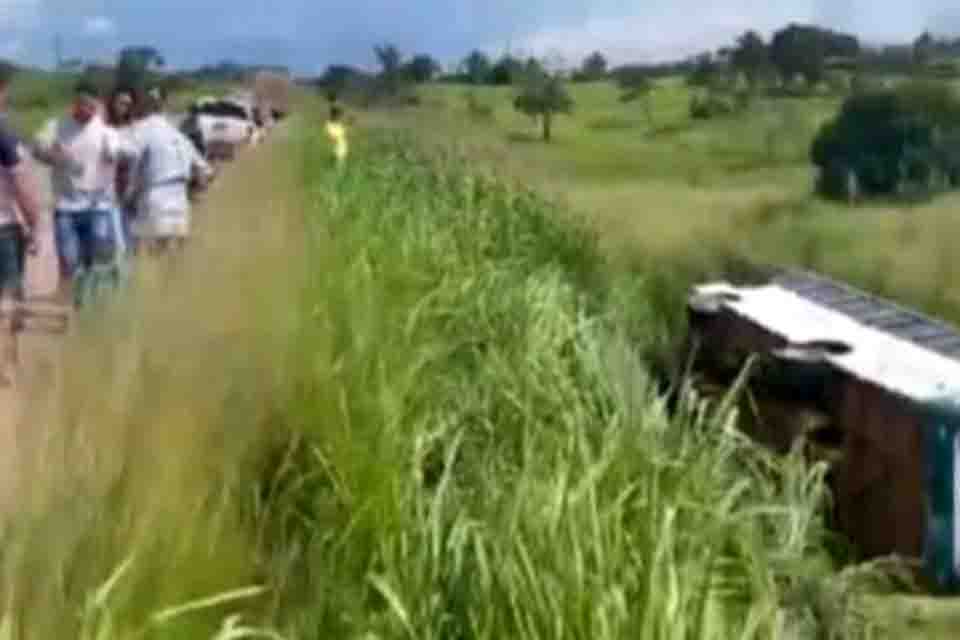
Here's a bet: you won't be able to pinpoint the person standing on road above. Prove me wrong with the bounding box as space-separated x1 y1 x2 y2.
106 86 138 252
125 86 214 256
0 64 43 385
33 80 134 307
325 104 348 169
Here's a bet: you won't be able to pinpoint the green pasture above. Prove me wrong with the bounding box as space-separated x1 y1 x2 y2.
372 79 960 325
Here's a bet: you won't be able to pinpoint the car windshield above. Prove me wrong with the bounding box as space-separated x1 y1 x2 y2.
196 101 249 119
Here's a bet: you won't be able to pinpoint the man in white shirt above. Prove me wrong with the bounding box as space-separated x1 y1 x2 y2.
33 80 134 305
126 86 214 255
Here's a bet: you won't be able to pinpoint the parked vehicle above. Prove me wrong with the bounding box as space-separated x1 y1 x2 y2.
181 96 257 162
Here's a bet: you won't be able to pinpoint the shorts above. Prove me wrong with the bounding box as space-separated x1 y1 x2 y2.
54 209 116 279
133 208 190 240
0 224 25 302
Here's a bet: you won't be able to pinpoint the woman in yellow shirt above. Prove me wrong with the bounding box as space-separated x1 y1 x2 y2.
325 105 348 168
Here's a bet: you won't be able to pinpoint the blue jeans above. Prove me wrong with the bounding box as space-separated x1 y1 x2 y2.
0 224 24 302
54 209 115 280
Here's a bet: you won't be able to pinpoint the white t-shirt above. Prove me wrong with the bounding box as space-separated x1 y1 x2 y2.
34 115 133 212
128 114 211 217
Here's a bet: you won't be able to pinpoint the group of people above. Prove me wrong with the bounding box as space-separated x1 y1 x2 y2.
0 65 216 385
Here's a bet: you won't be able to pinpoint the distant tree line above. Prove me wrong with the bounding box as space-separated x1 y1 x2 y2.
184 61 291 83
439 51 547 86
302 21 960 157
312 46 442 106
307 21 959 103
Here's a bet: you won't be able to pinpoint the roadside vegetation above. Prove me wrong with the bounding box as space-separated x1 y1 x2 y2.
4 16 960 640
328 26 960 330
2 109 936 639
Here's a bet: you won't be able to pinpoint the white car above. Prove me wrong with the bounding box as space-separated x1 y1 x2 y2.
187 98 258 161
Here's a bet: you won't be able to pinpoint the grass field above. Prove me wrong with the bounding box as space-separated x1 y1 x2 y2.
373 79 960 327
4 74 960 638
0 101 924 638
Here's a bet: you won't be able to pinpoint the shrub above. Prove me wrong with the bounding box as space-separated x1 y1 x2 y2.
689 92 736 119
811 81 960 200
927 61 960 79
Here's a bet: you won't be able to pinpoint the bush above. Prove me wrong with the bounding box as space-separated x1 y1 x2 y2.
849 74 883 94
811 81 960 200
927 61 960 79
689 92 736 119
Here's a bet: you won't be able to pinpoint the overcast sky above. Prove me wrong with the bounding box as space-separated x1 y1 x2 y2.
2 0 960 74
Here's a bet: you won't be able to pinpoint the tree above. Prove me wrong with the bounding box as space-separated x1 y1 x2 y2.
687 53 717 87
489 54 522 85
116 46 164 90
461 50 491 84
770 24 859 87
580 51 608 81
523 57 545 78
914 31 935 66
770 25 826 86
513 67 573 142
617 69 656 127
731 30 768 88
406 54 440 83
374 43 405 94
320 64 371 100
811 81 960 200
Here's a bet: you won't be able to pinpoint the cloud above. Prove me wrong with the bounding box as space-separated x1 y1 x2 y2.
3 0 959 72
83 15 115 36
507 2 814 66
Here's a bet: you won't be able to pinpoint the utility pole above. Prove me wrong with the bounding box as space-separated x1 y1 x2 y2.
54 34 63 69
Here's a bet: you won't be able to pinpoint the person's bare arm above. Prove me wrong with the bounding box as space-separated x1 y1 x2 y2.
31 121 68 167
11 166 41 245
31 143 61 166
186 132 215 186
0 130 43 251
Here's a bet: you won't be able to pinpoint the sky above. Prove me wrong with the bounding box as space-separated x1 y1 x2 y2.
2 0 960 74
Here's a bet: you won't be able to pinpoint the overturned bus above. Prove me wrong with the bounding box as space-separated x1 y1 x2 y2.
686 269 960 592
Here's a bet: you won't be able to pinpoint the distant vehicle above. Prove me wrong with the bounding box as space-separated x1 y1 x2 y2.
253 71 292 121
182 96 258 162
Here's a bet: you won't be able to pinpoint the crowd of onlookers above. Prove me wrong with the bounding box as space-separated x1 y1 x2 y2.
0 64 221 385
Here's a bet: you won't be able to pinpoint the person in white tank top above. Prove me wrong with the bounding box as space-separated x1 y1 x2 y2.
125 86 214 255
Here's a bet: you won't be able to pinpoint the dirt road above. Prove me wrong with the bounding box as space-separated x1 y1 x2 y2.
0 158 62 507
1 110 191 418
0 114 264 507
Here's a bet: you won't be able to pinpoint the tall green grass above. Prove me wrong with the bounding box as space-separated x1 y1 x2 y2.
0 118 911 638
281 128 909 639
